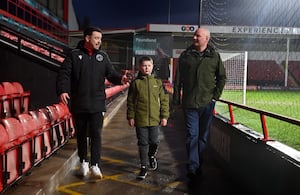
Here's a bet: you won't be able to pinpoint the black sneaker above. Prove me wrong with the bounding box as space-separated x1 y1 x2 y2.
186 171 197 180
149 156 157 171
136 166 147 179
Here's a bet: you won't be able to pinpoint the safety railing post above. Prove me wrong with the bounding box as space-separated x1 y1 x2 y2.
228 104 235 124
260 114 269 141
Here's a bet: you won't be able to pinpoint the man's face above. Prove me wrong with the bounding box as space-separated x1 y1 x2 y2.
193 29 208 49
86 31 102 50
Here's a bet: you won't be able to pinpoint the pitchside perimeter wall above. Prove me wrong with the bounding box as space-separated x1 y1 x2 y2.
209 114 300 194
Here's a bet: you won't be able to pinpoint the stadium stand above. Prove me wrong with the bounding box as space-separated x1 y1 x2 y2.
288 61 300 85
247 60 285 86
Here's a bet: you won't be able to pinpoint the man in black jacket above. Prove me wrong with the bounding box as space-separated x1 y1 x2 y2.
57 27 128 179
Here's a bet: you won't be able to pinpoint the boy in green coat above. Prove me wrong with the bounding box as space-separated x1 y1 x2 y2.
127 56 169 179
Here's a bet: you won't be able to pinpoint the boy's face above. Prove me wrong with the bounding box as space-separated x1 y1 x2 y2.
139 60 154 76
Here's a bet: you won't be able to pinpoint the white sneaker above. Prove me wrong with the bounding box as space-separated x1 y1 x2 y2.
90 164 103 179
79 160 89 177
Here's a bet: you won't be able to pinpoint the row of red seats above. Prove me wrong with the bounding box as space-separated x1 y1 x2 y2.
0 82 75 193
105 83 130 99
0 82 30 118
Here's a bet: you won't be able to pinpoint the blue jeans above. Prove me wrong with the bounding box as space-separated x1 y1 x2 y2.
136 126 160 167
183 101 215 173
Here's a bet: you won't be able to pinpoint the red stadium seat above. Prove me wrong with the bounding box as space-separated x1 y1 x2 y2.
53 103 66 120
1 95 12 118
0 84 13 118
10 82 23 93
53 103 75 138
2 117 24 146
0 85 5 95
1 82 22 116
2 148 19 188
42 107 59 151
17 113 36 138
1 117 24 187
29 109 52 158
0 124 9 152
57 103 75 137
0 124 9 192
17 113 42 166
11 82 31 113
1 82 18 94
2 117 32 175
47 105 65 147
0 85 3 118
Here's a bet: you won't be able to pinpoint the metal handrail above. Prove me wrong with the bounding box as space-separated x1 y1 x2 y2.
217 98 300 141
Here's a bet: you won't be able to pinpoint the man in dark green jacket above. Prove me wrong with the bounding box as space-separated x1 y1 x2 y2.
173 28 226 180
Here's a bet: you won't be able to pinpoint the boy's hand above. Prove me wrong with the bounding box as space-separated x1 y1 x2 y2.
161 118 168 126
128 119 135 127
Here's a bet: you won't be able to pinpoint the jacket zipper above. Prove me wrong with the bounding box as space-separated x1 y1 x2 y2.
148 77 151 125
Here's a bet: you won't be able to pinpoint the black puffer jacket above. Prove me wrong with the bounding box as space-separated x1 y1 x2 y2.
56 40 122 113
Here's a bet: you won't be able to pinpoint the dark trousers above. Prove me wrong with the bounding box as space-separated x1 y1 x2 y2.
73 112 103 166
136 126 160 167
183 101 215 173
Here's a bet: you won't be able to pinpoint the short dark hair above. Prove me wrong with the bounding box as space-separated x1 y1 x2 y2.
83 27 102 37
139 56 153 65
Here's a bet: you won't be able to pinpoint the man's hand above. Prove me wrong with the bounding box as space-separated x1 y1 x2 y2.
121 70 131 85
60 93 70 105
